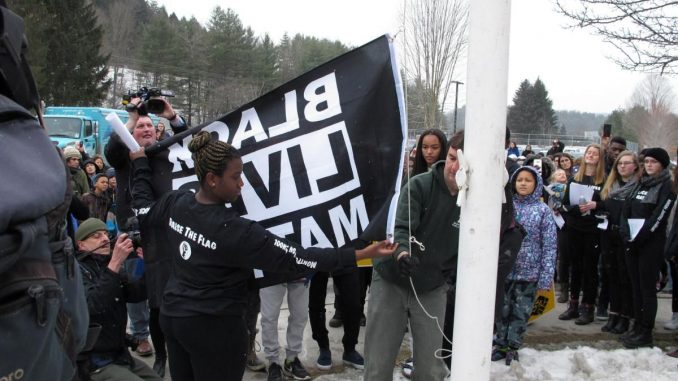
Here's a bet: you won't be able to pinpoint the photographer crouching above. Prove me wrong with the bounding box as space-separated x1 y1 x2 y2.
104 88 188 377
74 218 162 381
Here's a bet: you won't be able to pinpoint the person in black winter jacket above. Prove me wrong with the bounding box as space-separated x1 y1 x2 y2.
104 98 188 375
74 218 161 381
620 148 676 348
598 151 640 334
558 143 606 325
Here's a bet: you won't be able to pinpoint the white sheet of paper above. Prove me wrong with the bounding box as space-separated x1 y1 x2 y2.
597 216 609 230
553 212 565 229
569 182 595 206
628 219 645 241
106 112 140 152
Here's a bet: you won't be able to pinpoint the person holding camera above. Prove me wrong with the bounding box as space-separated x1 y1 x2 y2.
74 218 162 381
104 92 188 376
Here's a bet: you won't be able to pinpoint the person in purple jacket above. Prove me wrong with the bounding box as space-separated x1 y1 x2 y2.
493 165 557 365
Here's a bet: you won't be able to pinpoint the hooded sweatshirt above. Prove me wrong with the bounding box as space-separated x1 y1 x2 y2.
508 166 557 290
374 160 460 292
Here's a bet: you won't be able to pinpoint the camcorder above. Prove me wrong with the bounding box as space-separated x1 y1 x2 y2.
122 86 175 116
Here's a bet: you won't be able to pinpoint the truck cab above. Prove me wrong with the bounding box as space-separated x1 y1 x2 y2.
44 115 99 157
45 107 143 157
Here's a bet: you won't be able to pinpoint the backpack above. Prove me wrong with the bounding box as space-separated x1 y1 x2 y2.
0 92 90 380
0 5 91 375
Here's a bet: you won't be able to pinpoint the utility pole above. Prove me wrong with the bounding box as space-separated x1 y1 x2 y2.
452 80 464 133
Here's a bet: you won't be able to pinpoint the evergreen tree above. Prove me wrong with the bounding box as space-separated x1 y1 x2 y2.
532 78 558 134
506 78 558 135
251 34 279 93
10 0 111 106
506 79 533 133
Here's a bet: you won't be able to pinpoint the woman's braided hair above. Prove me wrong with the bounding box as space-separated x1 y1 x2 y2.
188 131 240 184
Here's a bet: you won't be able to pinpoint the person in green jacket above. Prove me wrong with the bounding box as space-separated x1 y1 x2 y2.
364 133 462 381
64 145 90 198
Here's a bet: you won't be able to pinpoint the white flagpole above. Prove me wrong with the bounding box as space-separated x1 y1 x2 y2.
450 0 512 380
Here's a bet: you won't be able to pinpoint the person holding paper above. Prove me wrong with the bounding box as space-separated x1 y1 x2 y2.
619 147 676 349
558 144 606 325
598 151 640 334
104 96 188 376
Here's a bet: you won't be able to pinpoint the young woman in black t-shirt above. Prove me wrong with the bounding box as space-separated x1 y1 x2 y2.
129 131 397 381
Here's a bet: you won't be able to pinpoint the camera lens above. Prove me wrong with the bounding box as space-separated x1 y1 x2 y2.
145 99 165 115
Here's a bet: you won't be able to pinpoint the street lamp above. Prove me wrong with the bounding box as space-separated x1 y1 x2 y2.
452 80 464 134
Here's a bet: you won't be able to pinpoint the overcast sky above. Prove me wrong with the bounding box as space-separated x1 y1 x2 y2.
154 0 676 115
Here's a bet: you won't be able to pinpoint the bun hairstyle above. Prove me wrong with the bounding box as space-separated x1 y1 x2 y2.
188 131 240 183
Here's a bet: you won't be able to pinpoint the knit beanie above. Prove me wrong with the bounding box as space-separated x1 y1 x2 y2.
106 168 116 178
63 146 82 160
643 147 670 168
75 218 107 242
92 173 107 185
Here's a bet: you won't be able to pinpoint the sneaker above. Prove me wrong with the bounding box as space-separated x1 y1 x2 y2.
283 357 311 380
267 362 284 381
342 350 365 370
664 312 678 330
135 339 154 357
401 358 413 379
316 348 332 370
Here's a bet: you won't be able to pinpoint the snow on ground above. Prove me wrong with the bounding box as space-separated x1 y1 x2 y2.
491 346 678 381
311 346 678 380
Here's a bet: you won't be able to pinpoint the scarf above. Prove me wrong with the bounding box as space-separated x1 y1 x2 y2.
634 168 672 204
608 178 637 201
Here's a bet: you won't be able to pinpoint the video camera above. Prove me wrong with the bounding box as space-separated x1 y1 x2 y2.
122 86 175 116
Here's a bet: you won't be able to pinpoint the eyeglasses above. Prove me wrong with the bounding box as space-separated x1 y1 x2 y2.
617 161 635 166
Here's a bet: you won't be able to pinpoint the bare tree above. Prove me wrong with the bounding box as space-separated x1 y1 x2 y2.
624 75 678 148
555 0 678 74
401 0 468 131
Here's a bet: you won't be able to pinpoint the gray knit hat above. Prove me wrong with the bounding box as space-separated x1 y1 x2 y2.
63 146 82 160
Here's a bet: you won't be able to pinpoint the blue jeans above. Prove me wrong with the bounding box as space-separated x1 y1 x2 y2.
127 300 150 340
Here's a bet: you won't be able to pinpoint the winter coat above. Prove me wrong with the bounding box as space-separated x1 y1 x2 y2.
69 166 90 198
77 250 146 367
375 160 460 292
105 122 187 308
508 166 557 290
81 191 110 222
621 169 675 250
665 203 678 259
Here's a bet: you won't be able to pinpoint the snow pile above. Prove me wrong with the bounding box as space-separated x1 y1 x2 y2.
490 346 678 381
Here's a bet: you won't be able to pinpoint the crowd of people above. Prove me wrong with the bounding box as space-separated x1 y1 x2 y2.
62 101 678 381
504 137 678 353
